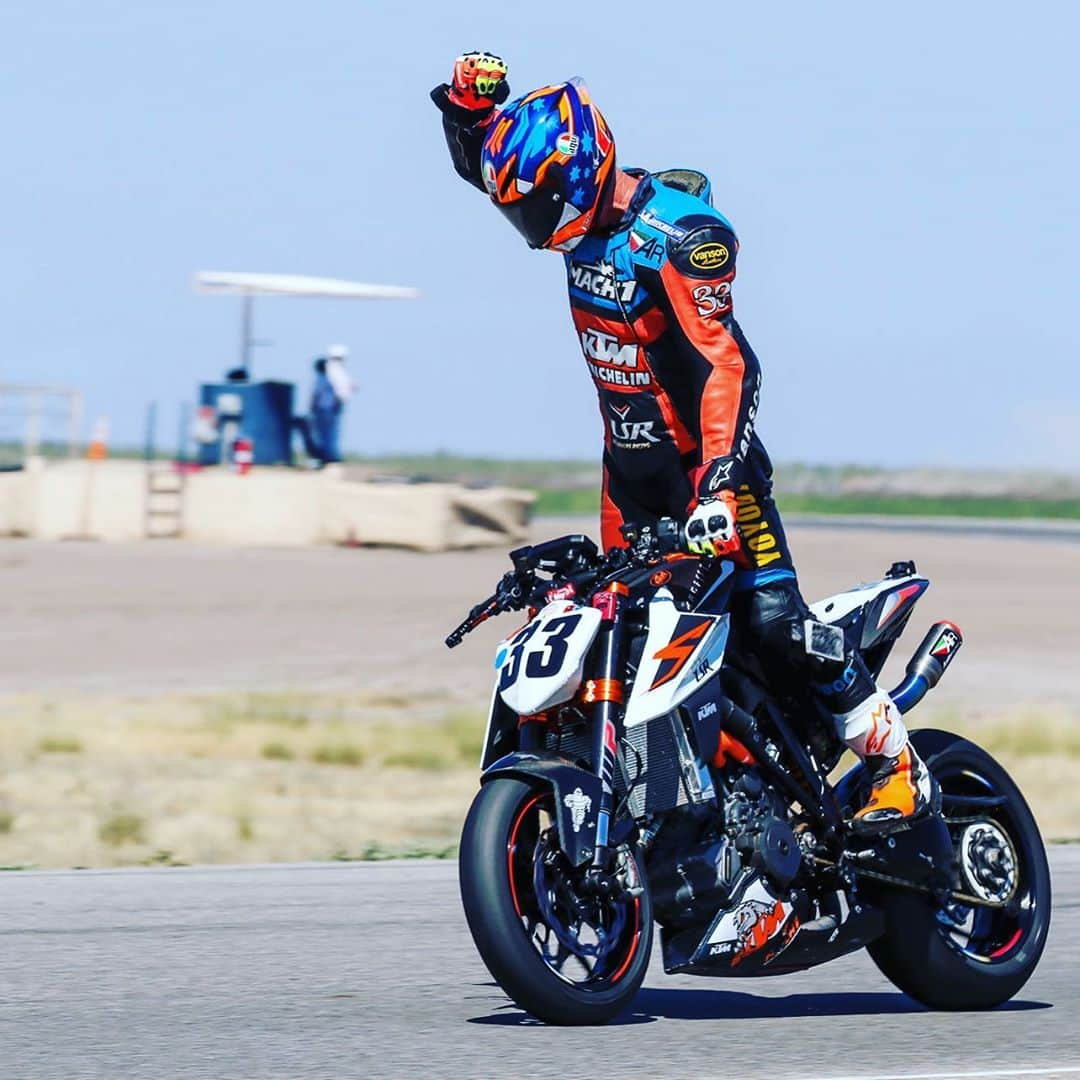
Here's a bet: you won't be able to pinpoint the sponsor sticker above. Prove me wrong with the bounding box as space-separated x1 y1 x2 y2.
556 131 579 156
689 241 729 271
692 281 732 317
569 260 637 302
639 207 687 240
563 788 592 833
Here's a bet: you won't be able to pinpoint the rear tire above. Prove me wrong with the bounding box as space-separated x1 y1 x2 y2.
867 730 1051 1009
459 777 652 1025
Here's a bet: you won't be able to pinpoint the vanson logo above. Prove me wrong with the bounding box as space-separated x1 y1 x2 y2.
689 242 729 271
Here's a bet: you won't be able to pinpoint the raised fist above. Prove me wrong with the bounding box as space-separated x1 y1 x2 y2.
447 51 509 111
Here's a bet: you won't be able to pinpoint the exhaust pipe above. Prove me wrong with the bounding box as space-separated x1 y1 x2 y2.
889 621 964 714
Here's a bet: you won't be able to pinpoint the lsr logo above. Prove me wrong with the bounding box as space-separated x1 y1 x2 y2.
608 403 659 447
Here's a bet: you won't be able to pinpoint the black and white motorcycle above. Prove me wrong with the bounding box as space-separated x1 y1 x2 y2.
447 521 1051 1025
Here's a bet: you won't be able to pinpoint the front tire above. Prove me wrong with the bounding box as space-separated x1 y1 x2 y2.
459 777 652 1025
867 730 1051 1009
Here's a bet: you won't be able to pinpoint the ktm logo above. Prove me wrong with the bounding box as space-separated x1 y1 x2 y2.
580 327 637 367
731 900 799 967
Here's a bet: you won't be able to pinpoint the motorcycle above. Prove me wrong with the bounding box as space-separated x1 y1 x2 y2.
447 520 1051 1025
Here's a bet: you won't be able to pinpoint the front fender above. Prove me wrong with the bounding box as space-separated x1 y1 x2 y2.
482 751 603 867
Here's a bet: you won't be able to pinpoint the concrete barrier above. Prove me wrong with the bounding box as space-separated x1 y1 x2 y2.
0 459 534 551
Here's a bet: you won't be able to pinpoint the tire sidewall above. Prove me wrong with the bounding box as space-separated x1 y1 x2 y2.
459 776 653 1025
867 732 1051 1009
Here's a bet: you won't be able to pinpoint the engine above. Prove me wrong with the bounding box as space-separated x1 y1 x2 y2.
646 768 802 929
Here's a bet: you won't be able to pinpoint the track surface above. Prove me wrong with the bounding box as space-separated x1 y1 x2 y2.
3 850 1077 1079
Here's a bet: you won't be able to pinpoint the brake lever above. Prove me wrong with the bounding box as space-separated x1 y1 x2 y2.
444 570 534 649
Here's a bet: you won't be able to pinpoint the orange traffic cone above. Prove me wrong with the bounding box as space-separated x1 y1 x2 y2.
87 417 109 461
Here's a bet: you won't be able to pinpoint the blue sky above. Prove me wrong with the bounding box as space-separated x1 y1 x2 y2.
2 1 1077 469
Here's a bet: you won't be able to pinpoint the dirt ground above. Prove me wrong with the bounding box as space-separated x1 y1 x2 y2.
1 518 1077 865
2 517 1077 708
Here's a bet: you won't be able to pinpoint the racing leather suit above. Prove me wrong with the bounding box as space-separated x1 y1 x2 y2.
438 116 882 721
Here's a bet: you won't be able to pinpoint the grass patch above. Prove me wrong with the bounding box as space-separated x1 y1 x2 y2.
140 849 187 867
0 810 14 834
330 841 458 861
261 741 295 761
37 734 83 754
382 747 447 771
350 452 594 490
98 812 145 847
311 742 366 768
951 713 1080 759
235 813 255 843
368 710 484 772
534 487 601 516
442 710 484 762
775 493 1080 520
203 693 313 734
533 490 1080 521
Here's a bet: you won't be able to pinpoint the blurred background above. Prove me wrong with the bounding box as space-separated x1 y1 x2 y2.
0 0 1076 868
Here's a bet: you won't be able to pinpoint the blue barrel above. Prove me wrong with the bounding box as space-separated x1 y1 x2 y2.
197 380 295 466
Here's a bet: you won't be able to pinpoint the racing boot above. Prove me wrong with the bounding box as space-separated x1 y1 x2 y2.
834 689 938 834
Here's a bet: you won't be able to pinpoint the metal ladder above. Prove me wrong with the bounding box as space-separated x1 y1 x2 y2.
145 464 185 539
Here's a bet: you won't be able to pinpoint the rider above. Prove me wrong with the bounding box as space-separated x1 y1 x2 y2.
431 53 935 833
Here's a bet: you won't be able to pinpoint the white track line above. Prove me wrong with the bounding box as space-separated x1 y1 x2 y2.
800 1068 1080 1080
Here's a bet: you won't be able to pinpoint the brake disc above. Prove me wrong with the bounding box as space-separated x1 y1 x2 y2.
958 820 1018 905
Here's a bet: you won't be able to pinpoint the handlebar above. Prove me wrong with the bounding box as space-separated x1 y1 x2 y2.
444 517 689 649
444 570 532 649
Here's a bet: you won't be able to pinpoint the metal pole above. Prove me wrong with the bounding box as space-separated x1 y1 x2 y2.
24 390 41 461
69 391 83 459
177 401 191 464
144 401 157 462
240 294 254 376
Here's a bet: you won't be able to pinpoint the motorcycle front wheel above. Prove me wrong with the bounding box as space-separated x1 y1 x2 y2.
459 777 652 1025
868 729 1051 1009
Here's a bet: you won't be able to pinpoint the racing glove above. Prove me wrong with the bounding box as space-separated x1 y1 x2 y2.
430 50 510 124
685 491 741 558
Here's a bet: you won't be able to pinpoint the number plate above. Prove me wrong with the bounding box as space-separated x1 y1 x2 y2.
495 601 603 716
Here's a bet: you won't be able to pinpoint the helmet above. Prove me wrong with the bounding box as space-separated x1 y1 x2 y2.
480 79 615 252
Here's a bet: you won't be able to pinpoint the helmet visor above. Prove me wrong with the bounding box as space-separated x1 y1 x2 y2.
493 187 576 250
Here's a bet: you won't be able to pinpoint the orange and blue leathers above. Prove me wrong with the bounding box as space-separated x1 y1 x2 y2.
434 79 931 821
563 169 794 588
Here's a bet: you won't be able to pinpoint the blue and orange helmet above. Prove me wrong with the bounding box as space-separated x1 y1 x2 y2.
480 79 616 252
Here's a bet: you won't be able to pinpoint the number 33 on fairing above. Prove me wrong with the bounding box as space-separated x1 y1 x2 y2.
495 601 602 716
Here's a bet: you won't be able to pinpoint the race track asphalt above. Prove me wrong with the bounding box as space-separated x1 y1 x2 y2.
2 849 1078 1080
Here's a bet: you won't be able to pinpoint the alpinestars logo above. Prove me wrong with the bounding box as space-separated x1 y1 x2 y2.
569 260 637 302
706 460 734 492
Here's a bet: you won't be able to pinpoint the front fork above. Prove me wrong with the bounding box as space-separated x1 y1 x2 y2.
586 583 630 871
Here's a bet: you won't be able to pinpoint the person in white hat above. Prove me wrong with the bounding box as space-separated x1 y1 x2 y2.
310 345 355 464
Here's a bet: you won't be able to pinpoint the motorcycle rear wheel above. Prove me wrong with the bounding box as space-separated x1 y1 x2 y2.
867 729 1051 1009
459 776 652 1025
